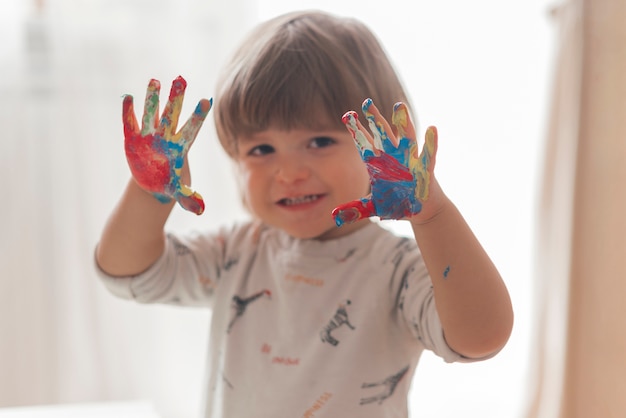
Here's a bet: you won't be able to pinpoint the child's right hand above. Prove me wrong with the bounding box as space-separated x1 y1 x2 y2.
122 76 212 215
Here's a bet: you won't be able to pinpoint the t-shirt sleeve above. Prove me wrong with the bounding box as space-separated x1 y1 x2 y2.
95 222 254 307
391 238 496 364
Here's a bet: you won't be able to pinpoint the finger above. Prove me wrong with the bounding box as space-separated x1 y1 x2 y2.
122 94 139 139
392 101 419 168
156 75 187 139
140 79 161 136
342 110 379 158
176 185 205 215
392 102 416 142
362 98 396 150
176 98 213 150
421 126 438 173
413 126 438 201
331 197 376 226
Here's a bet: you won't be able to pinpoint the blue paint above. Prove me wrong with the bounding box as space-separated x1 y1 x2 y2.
194 98 213 115
333 99 435 225
362 139 422 220
443 266 451 279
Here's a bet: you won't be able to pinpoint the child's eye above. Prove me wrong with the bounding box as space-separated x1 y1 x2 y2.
309 136 336 148
247 144 275 156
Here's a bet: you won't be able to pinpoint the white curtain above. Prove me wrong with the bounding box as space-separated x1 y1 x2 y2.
525 2 582 416
527 0 626 416
1 1 555 417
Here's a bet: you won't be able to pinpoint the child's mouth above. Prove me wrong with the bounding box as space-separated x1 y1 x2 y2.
278 194 322 206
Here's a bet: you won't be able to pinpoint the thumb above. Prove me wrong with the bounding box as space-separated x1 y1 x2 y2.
332 197 376 227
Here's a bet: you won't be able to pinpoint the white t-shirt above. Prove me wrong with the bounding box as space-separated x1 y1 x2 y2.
99 220 471 418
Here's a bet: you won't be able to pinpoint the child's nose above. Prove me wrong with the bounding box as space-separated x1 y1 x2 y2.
275 157 310 183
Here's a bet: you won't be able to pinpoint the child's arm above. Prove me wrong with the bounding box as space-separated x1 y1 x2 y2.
333 99 513 359
96 76 211 277
96 179 175 277
408 181 513 359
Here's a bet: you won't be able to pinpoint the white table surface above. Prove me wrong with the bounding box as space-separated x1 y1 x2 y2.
0 401 160 418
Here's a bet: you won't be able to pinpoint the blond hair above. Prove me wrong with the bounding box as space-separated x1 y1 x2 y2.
213 10 414 158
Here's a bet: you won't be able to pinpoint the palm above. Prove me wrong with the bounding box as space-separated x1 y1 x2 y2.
332 99 437 226
123 76 211 215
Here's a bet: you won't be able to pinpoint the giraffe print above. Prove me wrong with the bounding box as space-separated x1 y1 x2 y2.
359 365 409 405
320 300 355 346
227 289 272 333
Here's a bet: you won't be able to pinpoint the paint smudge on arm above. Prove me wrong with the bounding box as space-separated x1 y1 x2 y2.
443 265 451 279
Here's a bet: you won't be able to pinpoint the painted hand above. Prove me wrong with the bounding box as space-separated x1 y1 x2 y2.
332 99 437 226
123 76 212 215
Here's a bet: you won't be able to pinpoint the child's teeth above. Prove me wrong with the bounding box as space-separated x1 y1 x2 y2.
285 195 318 205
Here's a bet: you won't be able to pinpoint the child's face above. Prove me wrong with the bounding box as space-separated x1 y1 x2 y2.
236 127 371 240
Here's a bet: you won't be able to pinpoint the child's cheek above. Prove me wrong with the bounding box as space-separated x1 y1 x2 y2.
236 163 255 212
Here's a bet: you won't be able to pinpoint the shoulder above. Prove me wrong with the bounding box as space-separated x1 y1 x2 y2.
354 223 428 294
160 220 270 262
360 222 421 262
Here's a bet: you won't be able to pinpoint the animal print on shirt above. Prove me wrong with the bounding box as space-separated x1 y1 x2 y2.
227 289 272 333
359 365 409 405
320 300 356 346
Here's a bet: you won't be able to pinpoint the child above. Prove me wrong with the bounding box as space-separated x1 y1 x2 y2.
95 10 513 418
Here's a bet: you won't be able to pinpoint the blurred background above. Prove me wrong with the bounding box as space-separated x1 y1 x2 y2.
3 0 622 417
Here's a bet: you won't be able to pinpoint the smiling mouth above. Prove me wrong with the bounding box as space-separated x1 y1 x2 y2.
278 194 323 206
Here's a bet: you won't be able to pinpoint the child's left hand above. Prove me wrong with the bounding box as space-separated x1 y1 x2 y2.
332 99 439 226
